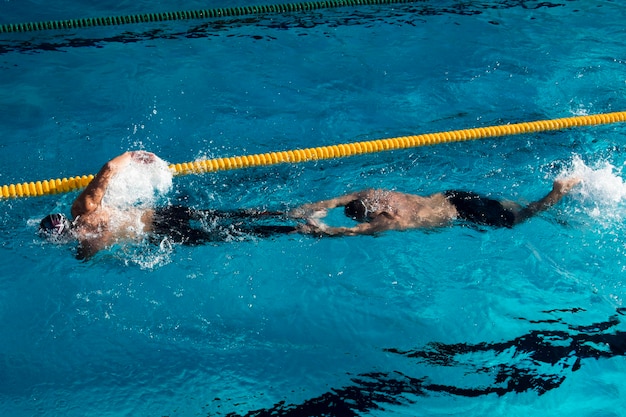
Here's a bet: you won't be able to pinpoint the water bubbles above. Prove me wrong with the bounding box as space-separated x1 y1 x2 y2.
117 238 175 270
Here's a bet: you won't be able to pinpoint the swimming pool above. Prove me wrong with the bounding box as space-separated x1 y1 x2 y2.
2 0 626 415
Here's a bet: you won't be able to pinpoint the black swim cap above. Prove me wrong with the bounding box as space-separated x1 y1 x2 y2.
39 213 73 240
344 199 368 222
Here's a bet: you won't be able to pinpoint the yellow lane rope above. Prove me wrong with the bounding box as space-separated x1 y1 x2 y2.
3 111 626 199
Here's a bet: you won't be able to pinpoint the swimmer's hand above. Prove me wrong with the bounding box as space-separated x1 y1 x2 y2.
130 150 157 164
111 151 157 169
297 220 357 237
296 218 328 236
288 206 327 220
287 207 306 219
553 177 581 195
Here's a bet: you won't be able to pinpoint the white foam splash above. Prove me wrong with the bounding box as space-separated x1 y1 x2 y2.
97 154 175 268
103 155 173 209
560 155 626 222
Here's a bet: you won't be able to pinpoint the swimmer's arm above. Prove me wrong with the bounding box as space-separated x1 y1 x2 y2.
301 216 393 236
289 192 362 219
71 151 155 217
315 223 376 236
514 177 581 224
75 237 107 260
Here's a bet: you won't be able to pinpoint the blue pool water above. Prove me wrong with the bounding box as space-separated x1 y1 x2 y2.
2 1 626 416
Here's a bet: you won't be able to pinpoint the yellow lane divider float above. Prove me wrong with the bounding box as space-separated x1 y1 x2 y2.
3 111 626 199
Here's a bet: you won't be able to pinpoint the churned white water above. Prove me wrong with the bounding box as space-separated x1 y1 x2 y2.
565 155 626 224
103 155 173 209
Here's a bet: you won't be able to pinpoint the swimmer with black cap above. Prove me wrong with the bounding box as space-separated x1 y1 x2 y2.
39 213 74 242
291 178 581 236
39 151 297 260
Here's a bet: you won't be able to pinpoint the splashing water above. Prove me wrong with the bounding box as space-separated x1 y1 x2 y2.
116 237 175 269
99 155 174 268
561 155 626 224
103 155 173 209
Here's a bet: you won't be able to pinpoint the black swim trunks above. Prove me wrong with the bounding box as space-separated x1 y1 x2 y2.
444 190 516 228
151 205 296 245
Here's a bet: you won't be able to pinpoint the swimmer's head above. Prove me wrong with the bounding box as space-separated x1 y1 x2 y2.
344 199 369 222
39 213 73 242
